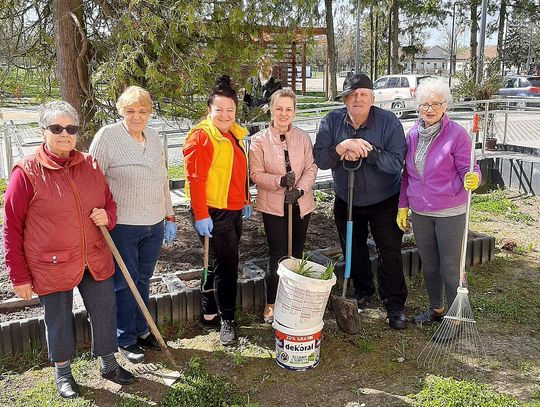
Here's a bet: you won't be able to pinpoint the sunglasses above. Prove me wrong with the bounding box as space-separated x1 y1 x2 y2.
44 124 79 135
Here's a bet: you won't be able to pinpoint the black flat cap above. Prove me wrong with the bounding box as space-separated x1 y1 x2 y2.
337 73 373 98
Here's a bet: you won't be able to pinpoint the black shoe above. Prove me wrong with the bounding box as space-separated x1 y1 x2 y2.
119 344 145 363
220 320 238 346
388 311 408 330
413 309 445 325
56 375 80 399
356 295 372 309
137 333 162 351
100 365 135 385
198 314 221 330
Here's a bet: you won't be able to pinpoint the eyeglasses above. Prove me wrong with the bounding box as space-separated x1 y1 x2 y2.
418 101 446 111
44 124 79 135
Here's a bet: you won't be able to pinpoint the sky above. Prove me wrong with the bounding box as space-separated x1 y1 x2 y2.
425 14 498 48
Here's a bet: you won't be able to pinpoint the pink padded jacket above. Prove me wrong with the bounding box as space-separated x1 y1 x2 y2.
249 123 317 217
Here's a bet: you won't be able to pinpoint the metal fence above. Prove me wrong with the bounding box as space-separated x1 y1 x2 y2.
2 98 539 179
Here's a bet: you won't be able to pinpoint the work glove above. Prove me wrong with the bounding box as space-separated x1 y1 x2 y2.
195 217 213 237
284 188 303 204
280 171 296 188
396 208 408 232
464 172 479 191
242 204 252 219
163 220 177 245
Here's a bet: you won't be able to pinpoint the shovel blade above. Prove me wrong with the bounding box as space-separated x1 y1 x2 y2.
331 294 361 335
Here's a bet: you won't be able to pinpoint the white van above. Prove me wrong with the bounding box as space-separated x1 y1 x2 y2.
372 74 432 118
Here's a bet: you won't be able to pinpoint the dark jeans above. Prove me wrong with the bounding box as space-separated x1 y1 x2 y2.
334 193 407 312
262 205 311 304
38 271 117 362
194 208 242 321
109 222 164 347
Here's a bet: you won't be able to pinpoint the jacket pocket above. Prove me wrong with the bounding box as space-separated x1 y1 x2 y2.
38 250 72 264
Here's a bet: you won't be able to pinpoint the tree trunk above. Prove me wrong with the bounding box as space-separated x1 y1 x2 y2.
370 5 374 79
469 0 479 82
324 0 337 100
387 8 391 75
390 0 399 74
497 0 507 75
52 0 94 149
374 10 379 79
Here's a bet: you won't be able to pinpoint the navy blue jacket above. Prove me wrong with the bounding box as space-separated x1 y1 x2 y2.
313 106 406 206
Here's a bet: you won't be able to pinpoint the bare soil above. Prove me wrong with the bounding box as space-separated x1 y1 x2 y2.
0 202 339 321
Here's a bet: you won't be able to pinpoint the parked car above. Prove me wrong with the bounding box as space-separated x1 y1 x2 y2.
497 75 540 107
372 74 432 118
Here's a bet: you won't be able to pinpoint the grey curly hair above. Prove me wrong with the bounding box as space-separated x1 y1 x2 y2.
415 78 453 104
39 101 79 129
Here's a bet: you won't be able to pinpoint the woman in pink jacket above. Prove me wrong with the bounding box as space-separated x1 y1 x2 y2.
249 88 318 323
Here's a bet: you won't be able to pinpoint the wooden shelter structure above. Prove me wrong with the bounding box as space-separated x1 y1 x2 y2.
255 27 327 96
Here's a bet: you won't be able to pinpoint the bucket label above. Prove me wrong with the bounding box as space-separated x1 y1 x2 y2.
275 329 321 370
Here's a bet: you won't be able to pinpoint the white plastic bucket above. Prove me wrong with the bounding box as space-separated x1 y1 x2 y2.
273 257 336 330
273 320 324 371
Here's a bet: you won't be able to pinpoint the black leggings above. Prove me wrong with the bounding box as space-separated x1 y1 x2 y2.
262 205 311 304
195 208 242 321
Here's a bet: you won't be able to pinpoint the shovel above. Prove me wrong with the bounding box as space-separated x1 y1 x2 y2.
332 159 362 335
99 225 181 385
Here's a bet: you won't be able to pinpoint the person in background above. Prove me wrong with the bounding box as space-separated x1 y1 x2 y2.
313 73 408 330
397 78 481 325
249 88 318 323
183 75 252 346
89 86 176 363
3 101 134 399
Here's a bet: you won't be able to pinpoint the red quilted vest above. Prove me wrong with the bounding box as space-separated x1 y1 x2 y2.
16 145 115 295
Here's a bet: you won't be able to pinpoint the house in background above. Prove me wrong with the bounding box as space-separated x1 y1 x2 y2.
455 45 498 75
402 45 450 74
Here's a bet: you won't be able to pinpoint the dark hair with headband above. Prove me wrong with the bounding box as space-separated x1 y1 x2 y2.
207 75 238 108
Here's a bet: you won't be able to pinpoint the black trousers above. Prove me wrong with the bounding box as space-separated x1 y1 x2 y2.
262 205 311 304
334 193 407 312
194 208 242 321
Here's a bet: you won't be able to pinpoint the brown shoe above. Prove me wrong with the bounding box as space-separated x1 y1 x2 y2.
262 303 274 324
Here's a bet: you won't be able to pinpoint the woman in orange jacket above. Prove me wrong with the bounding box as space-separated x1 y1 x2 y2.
183 76 251 346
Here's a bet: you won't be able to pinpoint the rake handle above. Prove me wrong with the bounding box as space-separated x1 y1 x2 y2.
100 225 176 367
458 115 478 287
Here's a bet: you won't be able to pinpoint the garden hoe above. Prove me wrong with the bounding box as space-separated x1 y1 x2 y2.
332 159 362 335
100 226 181 386
417 114 486 371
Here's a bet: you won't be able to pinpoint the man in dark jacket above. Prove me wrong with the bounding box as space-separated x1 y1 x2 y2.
313 73 408 330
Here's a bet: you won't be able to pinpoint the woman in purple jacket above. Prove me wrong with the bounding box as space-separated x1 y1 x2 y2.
396 78 481 324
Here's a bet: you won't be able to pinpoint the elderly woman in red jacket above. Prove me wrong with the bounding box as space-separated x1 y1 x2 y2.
3 101 134 399
249 88 318 323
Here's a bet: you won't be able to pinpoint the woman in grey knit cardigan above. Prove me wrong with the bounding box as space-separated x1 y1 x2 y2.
89 86 176 364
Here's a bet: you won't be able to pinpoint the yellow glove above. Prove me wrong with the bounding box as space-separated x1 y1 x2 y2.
464 172 479 191
396 208 408 232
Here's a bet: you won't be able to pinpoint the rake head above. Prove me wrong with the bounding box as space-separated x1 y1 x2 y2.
417 287 485 371
133 363 182 386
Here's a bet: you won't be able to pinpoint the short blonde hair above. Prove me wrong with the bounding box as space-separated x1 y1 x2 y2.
116 86 153 115
269 88 296 111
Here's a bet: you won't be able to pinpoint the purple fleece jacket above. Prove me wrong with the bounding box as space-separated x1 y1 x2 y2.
398 114 481 212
